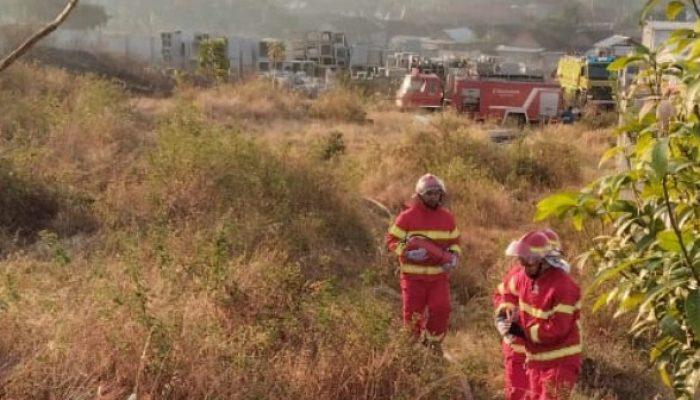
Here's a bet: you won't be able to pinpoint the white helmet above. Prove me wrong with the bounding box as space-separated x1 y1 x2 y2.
415 173 446 195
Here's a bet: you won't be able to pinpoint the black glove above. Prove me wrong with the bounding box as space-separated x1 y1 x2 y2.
508 322 526 339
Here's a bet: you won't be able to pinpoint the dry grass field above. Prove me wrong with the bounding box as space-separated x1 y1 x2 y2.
0 63 670 399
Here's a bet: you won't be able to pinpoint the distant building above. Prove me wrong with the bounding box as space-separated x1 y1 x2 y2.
642 20 694 51
592 35 639 57
288 30 351 72
160 30 260 77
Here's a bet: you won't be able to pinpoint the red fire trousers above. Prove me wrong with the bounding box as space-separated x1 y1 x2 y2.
400 273 451 341
527 359 580 400
502 342 528 400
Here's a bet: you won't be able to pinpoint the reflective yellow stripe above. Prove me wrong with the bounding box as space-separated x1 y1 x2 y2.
388 225 460 241
527 344 582 361
553 302 580 314
448 244 462 254
388 226 459 242
530 324 541 343
401 264 444 275
510 343 526 354
519 300 581 319
408 229 460 240
388 225 407 238
508 278 517 295
394 242 406 256
519 301 548 318
529 245 550 255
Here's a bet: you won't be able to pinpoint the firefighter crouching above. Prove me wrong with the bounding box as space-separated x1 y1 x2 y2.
497 230 582 400
386 174 461 353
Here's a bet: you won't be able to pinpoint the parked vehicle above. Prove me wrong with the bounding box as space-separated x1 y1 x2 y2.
396 71 562 125
395 71 444 110
556 54 616 110
449 78 562 124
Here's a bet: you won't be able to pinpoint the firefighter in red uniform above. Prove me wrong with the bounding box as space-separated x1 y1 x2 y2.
494 263 528 400
494 229 570 400
503 230 582 400
386 174 461 352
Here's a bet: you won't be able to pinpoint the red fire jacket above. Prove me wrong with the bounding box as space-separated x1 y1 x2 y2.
386 200 461 276
510 266 582 368
493 265 527 359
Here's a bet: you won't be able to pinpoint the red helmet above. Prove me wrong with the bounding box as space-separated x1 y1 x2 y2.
540 228 562 253
505 229 571 272
504 230 553 259
415 173 446 195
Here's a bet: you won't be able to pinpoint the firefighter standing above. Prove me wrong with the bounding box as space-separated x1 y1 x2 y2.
502 230 582 400
494 229 570 400
386 174 461 352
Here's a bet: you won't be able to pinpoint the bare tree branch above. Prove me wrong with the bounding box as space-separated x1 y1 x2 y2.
0 0 80 73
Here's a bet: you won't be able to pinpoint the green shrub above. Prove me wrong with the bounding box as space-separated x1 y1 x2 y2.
310 131 346 161
197 38 230 83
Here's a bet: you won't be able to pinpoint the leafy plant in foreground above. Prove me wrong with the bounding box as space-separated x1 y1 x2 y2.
537 1 700 397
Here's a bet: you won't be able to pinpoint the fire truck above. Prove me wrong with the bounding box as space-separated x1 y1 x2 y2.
396 71 562 124
395 71 445 110
556 54 616 110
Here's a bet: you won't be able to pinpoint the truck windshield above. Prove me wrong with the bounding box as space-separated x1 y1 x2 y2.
587 63 611 80
398 76 423 94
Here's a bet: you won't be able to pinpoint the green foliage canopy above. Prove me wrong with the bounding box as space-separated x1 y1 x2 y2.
197 38 230 82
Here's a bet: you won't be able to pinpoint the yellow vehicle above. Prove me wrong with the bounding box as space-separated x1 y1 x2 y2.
556 55 616 110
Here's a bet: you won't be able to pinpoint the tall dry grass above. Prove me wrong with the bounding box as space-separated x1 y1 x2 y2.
309 87 367 122
189 79 307 122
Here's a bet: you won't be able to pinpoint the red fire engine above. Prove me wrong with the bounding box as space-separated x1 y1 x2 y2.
395 71 445 111
396 72 562 125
